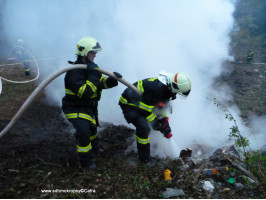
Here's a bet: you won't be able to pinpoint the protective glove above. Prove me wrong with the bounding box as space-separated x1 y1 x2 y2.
106 71 122 87
150 118 163 132
113 72 122 78
158 117 172 139
106 76 118 87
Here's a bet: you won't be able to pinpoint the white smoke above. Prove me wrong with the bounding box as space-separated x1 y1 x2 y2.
247 116 266 150
2 0 265 157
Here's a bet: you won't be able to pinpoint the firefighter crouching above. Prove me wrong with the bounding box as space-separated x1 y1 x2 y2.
62 36 119 170
119 72 191 163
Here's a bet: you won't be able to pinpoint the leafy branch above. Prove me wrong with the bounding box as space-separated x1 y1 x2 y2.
207 97 250 164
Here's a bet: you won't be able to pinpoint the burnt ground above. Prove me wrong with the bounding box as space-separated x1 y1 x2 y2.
216 44 266 122
0 50 265 199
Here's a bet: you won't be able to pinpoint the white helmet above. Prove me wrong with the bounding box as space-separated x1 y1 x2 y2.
168 72 191 97
75 37 102 56
17 39 23 46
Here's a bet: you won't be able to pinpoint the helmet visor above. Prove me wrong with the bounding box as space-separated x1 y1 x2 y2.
182 90 190 96
172 82 179 90
92 42 102 51
89 51 98 55
172 82 190 97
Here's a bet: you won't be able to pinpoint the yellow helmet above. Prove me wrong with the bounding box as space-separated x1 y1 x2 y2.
75 37 102 56
168 72 191 97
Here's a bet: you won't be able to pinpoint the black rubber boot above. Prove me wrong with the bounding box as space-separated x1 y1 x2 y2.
92 138 104 154
137 143 151 163
79 153 96 170
25 71 31 76
80 159 96 170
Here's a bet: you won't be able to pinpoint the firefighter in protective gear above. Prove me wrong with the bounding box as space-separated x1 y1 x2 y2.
246 50 255 63
62 36 119 170
119 72 191 163
12 39 31 76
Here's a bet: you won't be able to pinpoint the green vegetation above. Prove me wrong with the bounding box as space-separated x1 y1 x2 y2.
209 97 265 190
247 150 266 184
231 0 266 46
209 97 250 154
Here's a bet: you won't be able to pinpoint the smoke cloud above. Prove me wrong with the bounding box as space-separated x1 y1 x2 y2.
2 0 265 157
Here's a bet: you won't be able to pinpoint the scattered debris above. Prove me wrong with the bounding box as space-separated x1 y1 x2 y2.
234 182 244 190
37 171 52 190
227 177 236 184
202 168 217 176
163 169 172 181
202 181 215 193
162 188 185 198
179 147 192 161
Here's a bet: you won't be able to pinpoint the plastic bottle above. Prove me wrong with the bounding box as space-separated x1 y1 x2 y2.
203 168 217 176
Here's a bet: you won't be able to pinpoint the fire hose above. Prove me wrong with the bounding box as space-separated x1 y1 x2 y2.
0 64 141 139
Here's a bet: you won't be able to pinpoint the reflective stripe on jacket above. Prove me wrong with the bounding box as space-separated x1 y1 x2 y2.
62 62 114 110
119 78 172 121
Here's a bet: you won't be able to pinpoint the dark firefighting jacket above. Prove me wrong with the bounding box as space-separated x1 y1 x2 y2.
62 61 117 126
119 78 174 122
13 46 31 74
12 45 31 65
247 51 254 59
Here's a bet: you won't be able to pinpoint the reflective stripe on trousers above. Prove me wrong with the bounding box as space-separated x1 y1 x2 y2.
77 142 92 153
136 135 150 145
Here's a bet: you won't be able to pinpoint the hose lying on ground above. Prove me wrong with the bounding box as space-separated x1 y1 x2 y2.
0 64 141 139
0 49 40 83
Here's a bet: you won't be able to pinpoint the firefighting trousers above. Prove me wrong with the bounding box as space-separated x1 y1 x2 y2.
68 118 99 164
23 61 31 76
120 104 151 162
